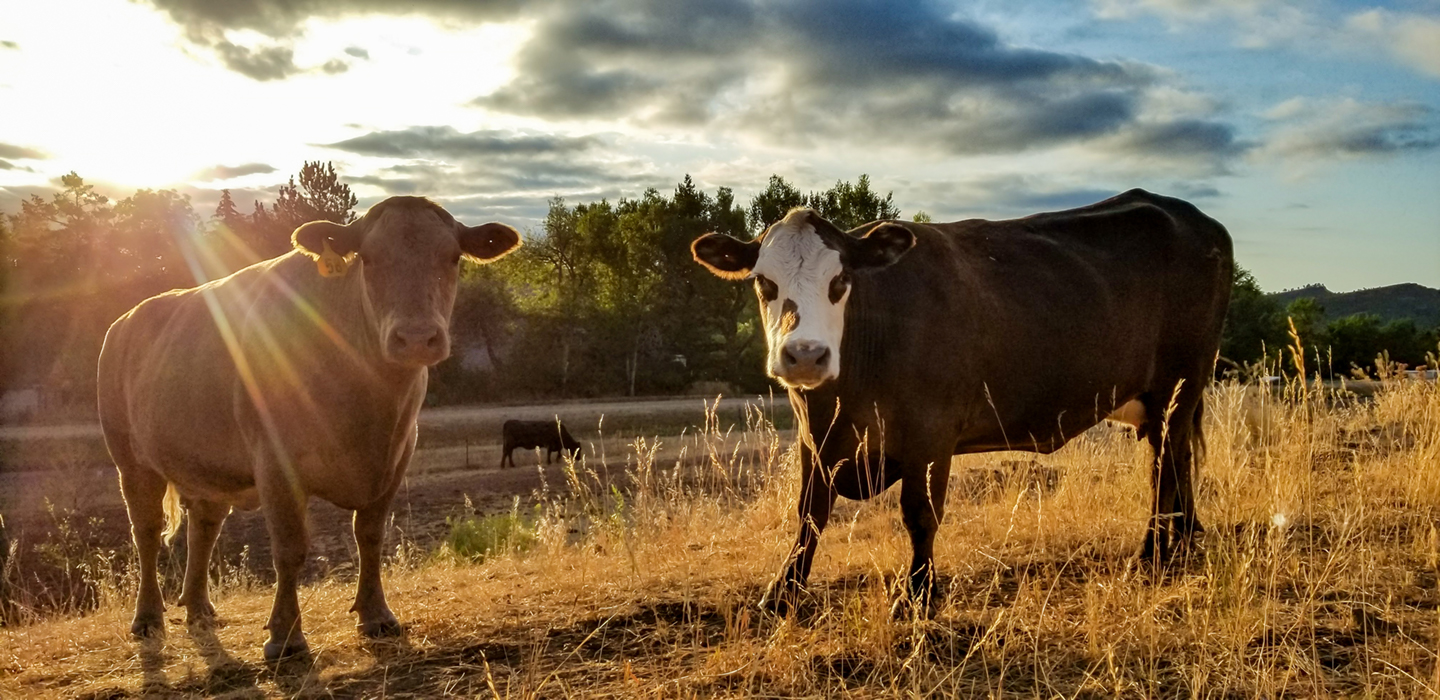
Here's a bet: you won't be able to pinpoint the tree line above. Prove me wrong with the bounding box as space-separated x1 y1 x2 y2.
0 162 1433 417
1222 266 1439 377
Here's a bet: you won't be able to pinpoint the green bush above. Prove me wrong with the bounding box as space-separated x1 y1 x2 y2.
442 506 535 563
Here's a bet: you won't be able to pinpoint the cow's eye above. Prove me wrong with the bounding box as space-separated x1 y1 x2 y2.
828 271 851 303
755 275 778 302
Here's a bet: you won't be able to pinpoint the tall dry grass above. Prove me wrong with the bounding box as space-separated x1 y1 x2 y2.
2 374 1438 697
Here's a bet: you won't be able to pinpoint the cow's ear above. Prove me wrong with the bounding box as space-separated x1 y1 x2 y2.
458 222 521 263
692 233 759 280
292 219 364 259
849 222 915 270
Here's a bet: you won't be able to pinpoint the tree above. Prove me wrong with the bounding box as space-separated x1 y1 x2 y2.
239 161 358 259
803 174 900 230
747 175 804 232
1220 262 1286 370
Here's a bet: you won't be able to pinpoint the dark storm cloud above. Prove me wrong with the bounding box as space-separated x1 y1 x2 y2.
470 0 1216 162
1108 120 1249 158
193 163 278 181
213 41 302 81
141 0 1244 168
325 126 662 210
0 143 47 160
322 126 602 158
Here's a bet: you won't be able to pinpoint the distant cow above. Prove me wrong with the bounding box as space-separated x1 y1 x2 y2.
501 419 582 468
97 196 519 660
692 190 1232 612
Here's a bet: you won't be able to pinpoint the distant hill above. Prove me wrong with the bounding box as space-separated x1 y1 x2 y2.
1269 283 1440 327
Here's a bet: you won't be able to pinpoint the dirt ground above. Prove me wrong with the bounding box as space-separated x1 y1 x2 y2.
0 395 789 599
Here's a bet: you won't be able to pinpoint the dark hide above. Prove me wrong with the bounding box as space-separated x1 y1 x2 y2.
695 189 1233 612
500 419 582 468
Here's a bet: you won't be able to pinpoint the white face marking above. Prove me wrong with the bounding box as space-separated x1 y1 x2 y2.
750 213 849 388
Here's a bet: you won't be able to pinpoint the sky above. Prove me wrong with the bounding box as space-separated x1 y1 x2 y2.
0 0 1436 292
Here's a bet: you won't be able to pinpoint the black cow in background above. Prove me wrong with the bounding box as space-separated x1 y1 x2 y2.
501 420 582 468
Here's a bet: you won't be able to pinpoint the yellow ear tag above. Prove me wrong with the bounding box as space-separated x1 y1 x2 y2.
317 240 349 278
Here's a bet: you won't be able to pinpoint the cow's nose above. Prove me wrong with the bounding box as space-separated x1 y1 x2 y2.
781 341 830 372
388 323 446 362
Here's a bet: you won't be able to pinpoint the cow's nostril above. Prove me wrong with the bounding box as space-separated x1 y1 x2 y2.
815 348 830 368
782 349 797 367
426 333 443 349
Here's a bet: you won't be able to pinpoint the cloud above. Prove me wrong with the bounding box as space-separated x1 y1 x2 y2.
320 126 664 221
320 58 349 74
469 0 1241 170
213 41 302 81
139 0 531 80
0 160 30 171
0 143 47 160
1257 98 1439 161
192 163 278 181
1 40 17 50
344 46 369 59
1347 9 1440 79
322 126 602 158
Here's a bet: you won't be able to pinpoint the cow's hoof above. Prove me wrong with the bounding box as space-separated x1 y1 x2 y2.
358 616 402 639
185 603 218 628
131 615 165 638
263 637 310 662
890 591 939 621
759 583 802 616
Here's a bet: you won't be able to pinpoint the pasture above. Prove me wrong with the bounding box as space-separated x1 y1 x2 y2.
1 376 1438 698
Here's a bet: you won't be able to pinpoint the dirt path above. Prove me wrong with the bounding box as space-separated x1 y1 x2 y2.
0 396 791 597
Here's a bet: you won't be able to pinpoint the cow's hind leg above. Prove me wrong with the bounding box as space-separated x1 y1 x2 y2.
118 466 169 637
256 468 310 661
177 498 230 627
1139 387 1202 563
351 497 401 638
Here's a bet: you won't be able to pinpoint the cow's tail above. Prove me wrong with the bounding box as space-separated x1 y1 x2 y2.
1190 394 1207 474
161 482 184 546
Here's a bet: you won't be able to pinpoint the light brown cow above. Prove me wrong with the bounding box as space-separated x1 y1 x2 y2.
97 196 519 660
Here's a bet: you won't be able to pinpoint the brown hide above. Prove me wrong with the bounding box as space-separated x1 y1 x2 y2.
96 196 518 658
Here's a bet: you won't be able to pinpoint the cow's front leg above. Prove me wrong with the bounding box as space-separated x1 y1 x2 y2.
898 454 951 616
257 467 310 661
762 444 836 614
351 497 401 638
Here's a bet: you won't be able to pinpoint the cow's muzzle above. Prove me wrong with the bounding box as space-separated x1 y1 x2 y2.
774 340 834 389
385 321 450 367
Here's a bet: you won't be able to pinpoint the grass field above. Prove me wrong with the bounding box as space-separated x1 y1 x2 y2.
1 375 1438 698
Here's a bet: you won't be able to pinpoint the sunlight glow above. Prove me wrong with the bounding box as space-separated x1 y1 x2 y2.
0 1 528 191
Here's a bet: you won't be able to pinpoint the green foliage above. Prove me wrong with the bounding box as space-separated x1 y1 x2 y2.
1221 262 1440 377
1220 263 1286 368
442 504 535 563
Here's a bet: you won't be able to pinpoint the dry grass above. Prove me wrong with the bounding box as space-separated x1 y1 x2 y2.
2 378 1439 698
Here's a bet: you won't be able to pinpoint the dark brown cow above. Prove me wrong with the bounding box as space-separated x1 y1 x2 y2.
692 189 1232 612
500 419 582 468
97 197 520 659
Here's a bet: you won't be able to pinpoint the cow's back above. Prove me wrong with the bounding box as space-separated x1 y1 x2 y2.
832 189 1231 453
98 259 284 498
